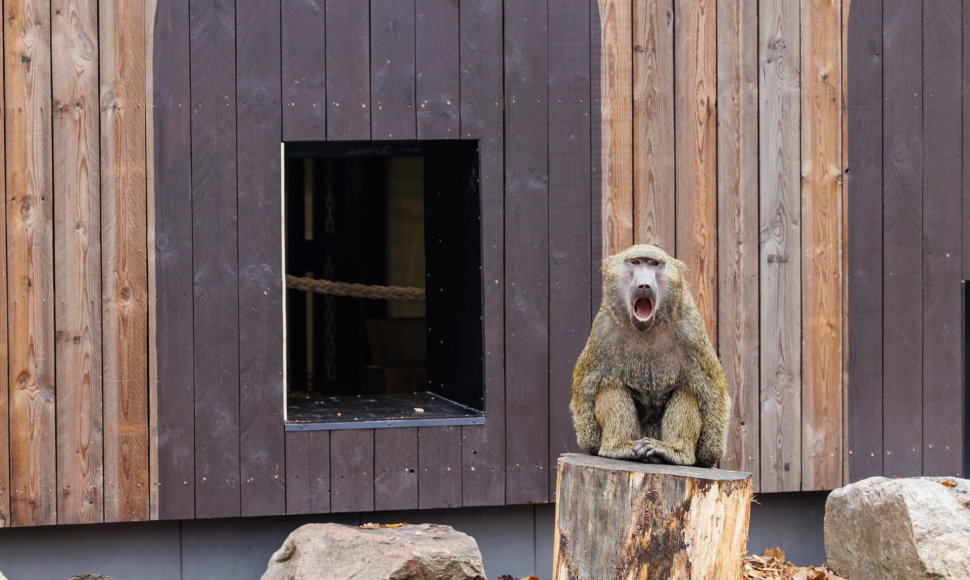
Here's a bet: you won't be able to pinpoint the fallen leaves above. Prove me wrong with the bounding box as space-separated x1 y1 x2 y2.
744 548 846 580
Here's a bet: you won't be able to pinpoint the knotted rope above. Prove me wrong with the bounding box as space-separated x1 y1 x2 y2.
285 274 426 302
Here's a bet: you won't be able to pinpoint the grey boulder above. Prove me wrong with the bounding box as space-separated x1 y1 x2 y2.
262 522 486 580
824 476 970 579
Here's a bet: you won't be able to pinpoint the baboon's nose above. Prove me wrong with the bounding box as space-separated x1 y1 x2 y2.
638 283 651 290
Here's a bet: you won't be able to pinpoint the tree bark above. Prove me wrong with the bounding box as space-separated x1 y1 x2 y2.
553 453 752 579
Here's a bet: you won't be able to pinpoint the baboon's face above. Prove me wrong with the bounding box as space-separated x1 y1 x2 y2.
606 244 679 332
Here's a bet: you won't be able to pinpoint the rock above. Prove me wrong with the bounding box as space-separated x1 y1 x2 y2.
261 522 486 580
824 476 970 579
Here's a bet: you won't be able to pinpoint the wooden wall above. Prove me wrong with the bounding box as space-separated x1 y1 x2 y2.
847 0 965 481
0 0 964 529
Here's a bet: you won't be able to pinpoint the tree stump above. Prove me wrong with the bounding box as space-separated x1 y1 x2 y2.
553 453 752 580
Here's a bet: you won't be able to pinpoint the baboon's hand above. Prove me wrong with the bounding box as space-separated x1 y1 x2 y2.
633 437 688 465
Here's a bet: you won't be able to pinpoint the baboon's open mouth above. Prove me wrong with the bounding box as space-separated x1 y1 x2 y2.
633 297 654 323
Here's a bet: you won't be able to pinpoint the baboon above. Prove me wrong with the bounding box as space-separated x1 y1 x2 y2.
569 244 729 467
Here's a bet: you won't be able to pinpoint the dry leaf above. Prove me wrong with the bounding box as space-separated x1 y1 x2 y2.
360 522 379 530
941 480 957 488
384 522 405 528
763 547 786 560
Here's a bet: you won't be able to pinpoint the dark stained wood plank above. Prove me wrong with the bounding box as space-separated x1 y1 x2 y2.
415 0 459 138
191 0 240 518
548 0 591 497
419 426 461 509
371 0 415 140
846 0 883 483
590 0 604 311
965 0 970 282
374 428 417 511
759 0 801 493
459 0 505 508
800 0 843 491
326 0 370 141
674 0 717 347
52 0 103 525
881 0 922 478
921 0 963 477
282 0 326 141
504 0 550 505
716 0 759 490
309 431 331 513
330 429 374 512
284 431 311 515
101 0 151 524
632 0 674 251
5 0 56 527
237 0 286 516
153 0 195 520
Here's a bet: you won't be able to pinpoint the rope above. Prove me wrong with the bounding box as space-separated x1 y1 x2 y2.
285 274 426 302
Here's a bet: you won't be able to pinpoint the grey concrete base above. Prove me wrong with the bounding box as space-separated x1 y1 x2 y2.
0 491 828 579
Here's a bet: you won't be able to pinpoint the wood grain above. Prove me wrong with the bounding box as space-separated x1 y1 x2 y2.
326 0 370 141
52 0 103 525
419 426 461 509
370 0 415 140
5 0 56 527
459 0 505 507
800 0 843 491
632 0 674 251
282 0 326 141
152 0 195 520
881 0 922 478
0 0 8 527
101 0 150 523
237 0 285 516
146 0 159 521
846 0 883 483
548 0 591 497
921 0 963 478
759 0 801 493
375 428 417 511
674 0 717 348
716 0 759 490
191 0 240 518
284 431 311 514
415 0 459 139
597 0 633 258
504 0 550 505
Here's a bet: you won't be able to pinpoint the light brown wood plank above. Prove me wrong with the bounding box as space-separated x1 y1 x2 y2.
632 0 674 252
716 0 760 491
53 0 103 525
100 0 150 522
800 0 843 491
0 2 9 528
598 0 633 258
759 0 801 493
674 0 717 347
5 0 56 527
145 0 159 520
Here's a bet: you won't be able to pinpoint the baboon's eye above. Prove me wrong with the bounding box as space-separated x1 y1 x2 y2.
629 259 641 265
647 259 660 267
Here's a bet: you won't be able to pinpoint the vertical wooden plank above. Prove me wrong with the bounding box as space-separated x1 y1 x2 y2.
326 0 370 141
922 0 963 478
419 426 461 509
839 0 850 486
504 0 549 505
415 0 458 139
282 0 326 141
597 0 633 258
52 0 103 525
146 0 159 521
846 0 883 483
5 0 56 527
371 0 415 140
548 0 591 497
153 0 195 520
633 0 674 251
716 0 759 490
800 0 843 491
330 429 374 512
590 1 604 311
459 0 505 507
308 431 331 513
101 0 151 524
238 0 286 516
374 428 417 511
284 431 311 515
191 0 240 518
674 0 717 346
881 0 922 478
759 0 801 493
0 0 8 528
